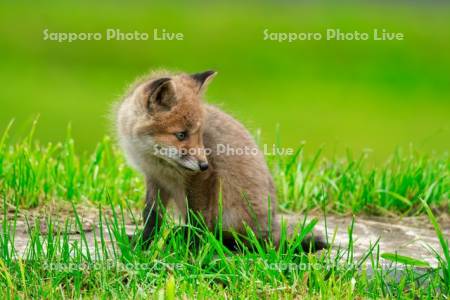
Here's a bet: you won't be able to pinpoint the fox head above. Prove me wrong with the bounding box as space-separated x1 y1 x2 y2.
116 70 216 174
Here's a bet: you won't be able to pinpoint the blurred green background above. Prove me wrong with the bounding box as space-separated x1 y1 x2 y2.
1 1 449 162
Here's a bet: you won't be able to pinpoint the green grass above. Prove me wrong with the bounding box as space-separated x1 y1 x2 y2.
1 2 449 297
0 122 448 298
0 184 448 298
1 121 447 215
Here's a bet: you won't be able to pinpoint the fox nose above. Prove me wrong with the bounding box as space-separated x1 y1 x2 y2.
198 161 209 171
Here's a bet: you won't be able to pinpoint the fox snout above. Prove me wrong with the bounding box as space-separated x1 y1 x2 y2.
193 147 208 171
198 161 208 171
180 147 209 172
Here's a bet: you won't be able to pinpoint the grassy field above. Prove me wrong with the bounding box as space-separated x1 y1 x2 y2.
0 121 448 215
0 122 448 298
1 1 449 298
0 204 448 299
0 2 449 161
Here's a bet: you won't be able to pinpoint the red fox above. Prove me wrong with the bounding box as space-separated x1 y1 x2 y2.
116 70 325 250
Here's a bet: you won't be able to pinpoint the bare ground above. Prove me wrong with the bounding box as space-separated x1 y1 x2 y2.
1 201 449 269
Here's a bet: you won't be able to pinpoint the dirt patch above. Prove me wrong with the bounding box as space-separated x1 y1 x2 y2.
287 214 450 267
2 202 449 268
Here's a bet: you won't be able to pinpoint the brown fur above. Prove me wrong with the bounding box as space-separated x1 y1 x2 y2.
115 70 324 249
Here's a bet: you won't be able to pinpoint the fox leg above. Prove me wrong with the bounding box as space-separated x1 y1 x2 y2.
244 216 328 252
141 180 171 246
274 217 328 252
171 191 188 224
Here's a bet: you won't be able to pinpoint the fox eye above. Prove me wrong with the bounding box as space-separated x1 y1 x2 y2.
175 131 188 141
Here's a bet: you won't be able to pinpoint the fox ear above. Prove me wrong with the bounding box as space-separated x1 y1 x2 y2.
191 70 217 93
147 78 177 112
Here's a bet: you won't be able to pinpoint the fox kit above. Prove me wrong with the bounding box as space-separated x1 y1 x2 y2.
116 70 325 250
